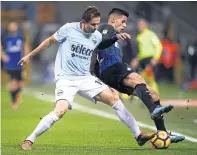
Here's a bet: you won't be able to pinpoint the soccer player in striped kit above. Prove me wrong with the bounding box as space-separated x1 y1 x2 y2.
1 22 30 109
95 8 185 143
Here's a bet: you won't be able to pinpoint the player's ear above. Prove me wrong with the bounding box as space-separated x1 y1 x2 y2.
111 17 116 24
109 17 116 24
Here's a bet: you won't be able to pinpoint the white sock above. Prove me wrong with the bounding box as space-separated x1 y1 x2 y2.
112 100 141 138
26 111 60 142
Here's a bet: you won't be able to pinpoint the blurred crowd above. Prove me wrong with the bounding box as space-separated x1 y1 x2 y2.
1 1 197 90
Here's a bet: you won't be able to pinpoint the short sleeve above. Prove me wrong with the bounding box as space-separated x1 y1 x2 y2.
54 23 69 43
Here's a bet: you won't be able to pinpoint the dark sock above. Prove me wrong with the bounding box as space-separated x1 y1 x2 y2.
10 90 18 103
10 88 21 103
154 117 167 131
135 84 156 113
154 99 160 106
153 99 167 131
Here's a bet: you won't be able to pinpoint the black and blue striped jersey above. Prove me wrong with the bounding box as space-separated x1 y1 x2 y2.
97 24 122 73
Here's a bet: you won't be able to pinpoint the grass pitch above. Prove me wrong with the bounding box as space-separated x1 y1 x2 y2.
1 84 197 155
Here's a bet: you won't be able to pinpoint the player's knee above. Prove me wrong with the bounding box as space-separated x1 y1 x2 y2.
95 88 120 105
19 81 24 88
106 94 115 105
107 89 120 105
8 80 18 91
110 88 120 101
108 89 120 105
125 73 146 88
133 73 146 85
54 100 72 118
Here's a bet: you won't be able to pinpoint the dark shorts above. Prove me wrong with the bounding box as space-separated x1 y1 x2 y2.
6 69 23 81
101 62 135 95
139 57 152 70
139 57 158 76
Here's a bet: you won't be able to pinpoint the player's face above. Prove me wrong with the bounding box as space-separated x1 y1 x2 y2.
114 15 127 33
137 20 147 32
85 17 101 33
8 22 19 34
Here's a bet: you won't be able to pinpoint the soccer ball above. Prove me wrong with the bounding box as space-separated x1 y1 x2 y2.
150 131 171 149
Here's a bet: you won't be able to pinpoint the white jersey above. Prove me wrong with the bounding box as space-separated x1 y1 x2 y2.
53 22 102 81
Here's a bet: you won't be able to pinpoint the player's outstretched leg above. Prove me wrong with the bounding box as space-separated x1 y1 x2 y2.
95 88 156 146
124 73 184 143
146 87 168 131
134 83 174 119
123 73 174 119
112 99 155 146
21 100 71 150
147 88 185 143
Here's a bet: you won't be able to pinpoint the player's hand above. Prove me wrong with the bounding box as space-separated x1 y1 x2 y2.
116 33 131 40
2 55 10 63
18 55 31 66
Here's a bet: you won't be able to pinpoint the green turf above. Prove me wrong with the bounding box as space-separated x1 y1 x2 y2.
1 86 197 155
159 83 197 99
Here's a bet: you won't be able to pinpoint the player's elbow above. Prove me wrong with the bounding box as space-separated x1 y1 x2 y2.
48 35 57 45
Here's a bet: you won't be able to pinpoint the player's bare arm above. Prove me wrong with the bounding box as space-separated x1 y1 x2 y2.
1 44 10 62
18 35 57 66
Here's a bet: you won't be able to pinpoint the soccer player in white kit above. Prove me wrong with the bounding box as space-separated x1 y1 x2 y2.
18 6 155 150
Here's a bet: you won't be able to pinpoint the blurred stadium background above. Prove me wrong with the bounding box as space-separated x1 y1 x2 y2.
1 1 197 155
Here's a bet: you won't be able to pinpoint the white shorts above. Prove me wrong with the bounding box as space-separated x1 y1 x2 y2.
55 75 109 104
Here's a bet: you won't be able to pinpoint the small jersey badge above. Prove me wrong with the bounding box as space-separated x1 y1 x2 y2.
127 67 132 71
57 89 64 96
102 29 108 35
92 36 97 44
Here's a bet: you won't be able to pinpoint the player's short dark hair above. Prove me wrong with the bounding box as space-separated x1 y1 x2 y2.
108 8 129 17
82 6 101 23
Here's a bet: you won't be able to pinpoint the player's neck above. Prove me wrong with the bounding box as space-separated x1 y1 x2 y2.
9 32 17 36
80 22 92 34
81 22 86 32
